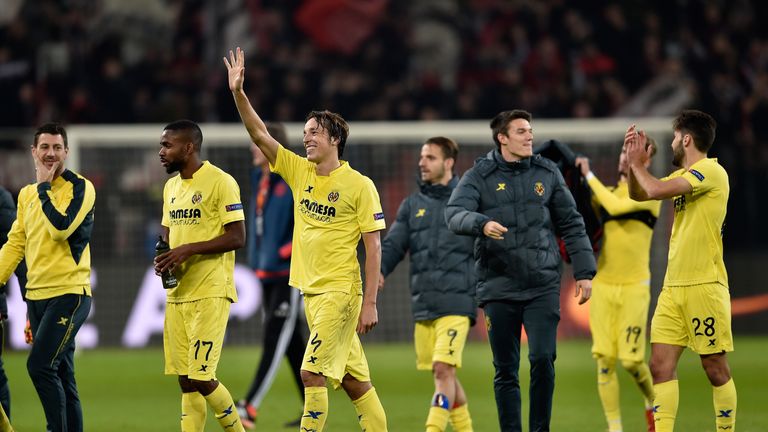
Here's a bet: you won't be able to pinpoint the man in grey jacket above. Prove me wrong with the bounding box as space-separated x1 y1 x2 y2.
446 110 596 432
380 137 476 432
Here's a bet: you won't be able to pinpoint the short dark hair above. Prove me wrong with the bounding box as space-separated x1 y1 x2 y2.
163 119 203 152
34 122 68 148
672 110 716 153
425 136 458 160
306 110 349 158
266 122 288 146
490 109 532 149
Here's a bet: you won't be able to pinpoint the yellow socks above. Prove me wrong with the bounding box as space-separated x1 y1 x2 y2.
181 391 206 432
426 407 449 432
353 387 388 431
713 378 737 431
425 392 450 432
302 386 329 432
449 403 473 432
652 380 679 432
203 383 244 432
597 358 622 431
624 360 655 405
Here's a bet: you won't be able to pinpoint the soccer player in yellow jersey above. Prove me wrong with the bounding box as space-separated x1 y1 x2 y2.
225 47 388 432
625 110 736 432
0 123 95 432
577 140 661 432
154 120 247 432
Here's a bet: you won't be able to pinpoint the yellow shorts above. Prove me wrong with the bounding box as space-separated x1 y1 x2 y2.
414 315 470 370
651 283 733 354
589 279 650 362
302 287 370 388
164 297 231 380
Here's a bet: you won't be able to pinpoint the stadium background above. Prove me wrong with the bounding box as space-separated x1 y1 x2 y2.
0 1 766 347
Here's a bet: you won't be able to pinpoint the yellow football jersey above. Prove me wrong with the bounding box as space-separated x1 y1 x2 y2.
161 161 244 303
663 158 729 287
0 170 95 300
587 177 660 284
271 145 386 294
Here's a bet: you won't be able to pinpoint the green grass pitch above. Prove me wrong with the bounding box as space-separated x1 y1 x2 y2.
3 337 767 431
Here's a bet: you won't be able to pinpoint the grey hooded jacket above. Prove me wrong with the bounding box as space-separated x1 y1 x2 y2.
381 176 477 323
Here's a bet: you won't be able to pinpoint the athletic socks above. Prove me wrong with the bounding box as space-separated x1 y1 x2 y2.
353 387 388 431
597 358 622 431
449 403 473 432
203 383 245 431
652 380 679 432
625 361 655 407
181 391 207 432
426 392 450 432
302 386 329 431
713 378 737 431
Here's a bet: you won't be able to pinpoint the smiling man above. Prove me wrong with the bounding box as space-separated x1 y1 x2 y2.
225 47 388 432
0 122 95 432
446 109 596 432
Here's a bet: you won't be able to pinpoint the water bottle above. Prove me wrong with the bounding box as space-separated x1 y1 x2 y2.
155 236 178 289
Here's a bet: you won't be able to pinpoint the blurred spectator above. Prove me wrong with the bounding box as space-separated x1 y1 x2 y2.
0 0 766 248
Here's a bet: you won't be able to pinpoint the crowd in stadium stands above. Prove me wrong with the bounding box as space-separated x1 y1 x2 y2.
0 0 766 246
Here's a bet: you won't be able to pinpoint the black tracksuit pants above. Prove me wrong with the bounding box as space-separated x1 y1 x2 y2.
27 293 91 432
483 292 560 432
243 279 305 407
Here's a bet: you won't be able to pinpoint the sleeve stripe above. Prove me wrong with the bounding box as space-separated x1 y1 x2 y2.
38 170 85 231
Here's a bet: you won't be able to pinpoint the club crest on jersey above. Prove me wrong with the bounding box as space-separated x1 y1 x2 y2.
327 191 339 202
534 181 545 196
191 192 203 204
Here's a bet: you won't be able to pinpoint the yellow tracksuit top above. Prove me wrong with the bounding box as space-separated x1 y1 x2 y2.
0 170 95 300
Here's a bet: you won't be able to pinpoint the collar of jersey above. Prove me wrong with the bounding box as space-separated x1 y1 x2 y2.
182 160 210 181
321 160 349 177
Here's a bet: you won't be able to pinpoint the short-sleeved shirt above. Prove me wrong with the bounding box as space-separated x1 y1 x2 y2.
663 158 729 287
162 161 244 303
271 145 386 295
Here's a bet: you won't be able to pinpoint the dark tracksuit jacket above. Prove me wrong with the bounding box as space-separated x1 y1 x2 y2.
0 187 27 312
0 186 27 418
381 176 476 324
445 150 596 432
445 150 596 303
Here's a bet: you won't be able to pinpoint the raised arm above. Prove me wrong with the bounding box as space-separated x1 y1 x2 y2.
576 157 654 215
625 126 691 200
224 47 280 166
